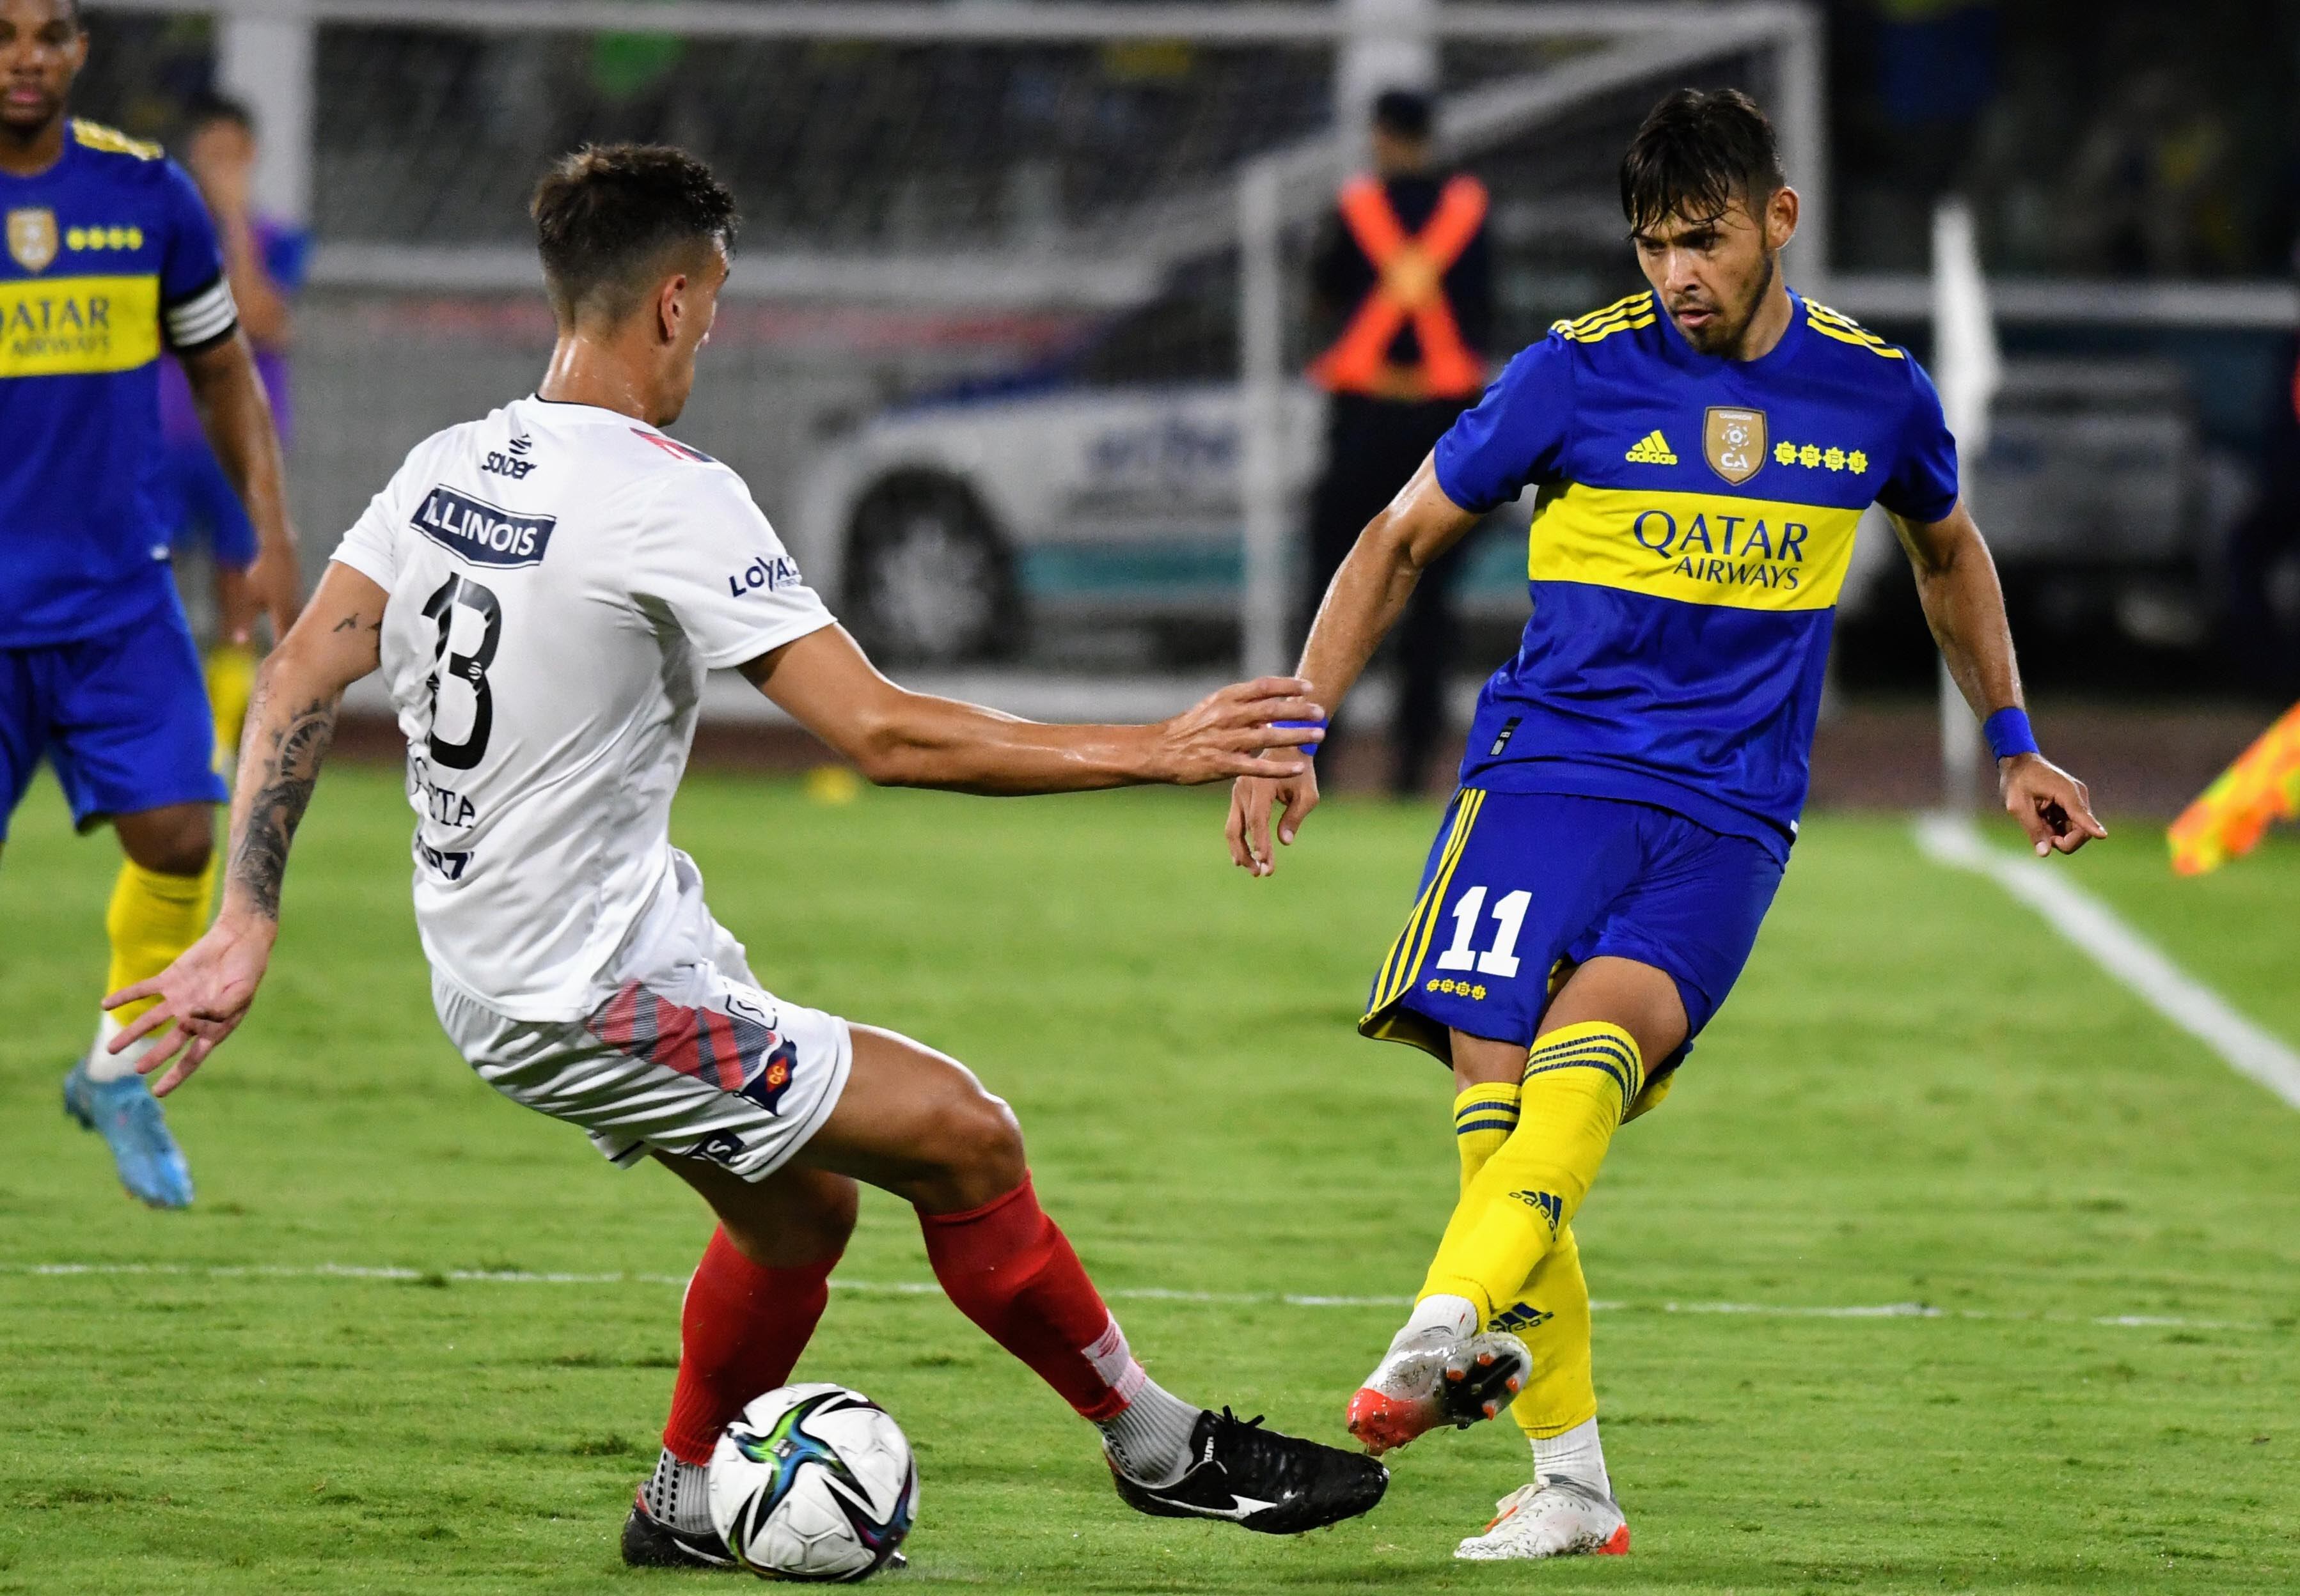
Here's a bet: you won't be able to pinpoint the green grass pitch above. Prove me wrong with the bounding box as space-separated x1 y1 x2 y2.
3 768 2297 1593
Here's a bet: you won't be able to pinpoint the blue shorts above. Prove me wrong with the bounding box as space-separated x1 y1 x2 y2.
1360 789 1784 1077
162 441 260 568
0 603 227 840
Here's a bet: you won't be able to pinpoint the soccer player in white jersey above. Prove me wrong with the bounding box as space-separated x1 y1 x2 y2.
107 145 1389 1565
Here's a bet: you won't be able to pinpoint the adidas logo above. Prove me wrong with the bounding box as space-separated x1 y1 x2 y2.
1624 429 1677 465
1490 1301 1556 1334
1508 1189 1564 1235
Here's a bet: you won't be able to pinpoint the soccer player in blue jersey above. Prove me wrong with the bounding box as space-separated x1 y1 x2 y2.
1 0 299 1207
1226 88 2106 1560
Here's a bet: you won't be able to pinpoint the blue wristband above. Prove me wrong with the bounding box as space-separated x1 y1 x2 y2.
1272 719 1328 757
1983 707 2038 762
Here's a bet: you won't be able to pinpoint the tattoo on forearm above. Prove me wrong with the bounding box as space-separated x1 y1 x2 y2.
332 614 360 632
234 692 341 920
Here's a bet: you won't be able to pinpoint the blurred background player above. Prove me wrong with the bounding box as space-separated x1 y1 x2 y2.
156 91 308 773
1230 88 2104 1560
0 0 298 1208
1305 88 1492 797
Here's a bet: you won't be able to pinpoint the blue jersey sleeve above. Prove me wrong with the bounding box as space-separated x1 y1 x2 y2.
156 159 226 306
1431 334 1575 514
1877 357 1960 524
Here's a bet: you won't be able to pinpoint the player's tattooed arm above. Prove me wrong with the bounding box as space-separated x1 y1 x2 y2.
219 563 391 921
100 565 391 1093
232 690 340 921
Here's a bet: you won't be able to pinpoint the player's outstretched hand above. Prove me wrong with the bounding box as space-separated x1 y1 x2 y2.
1150 677 1325 786
102 914 278 1096
1227 767 1320 877
2000 752 2106 857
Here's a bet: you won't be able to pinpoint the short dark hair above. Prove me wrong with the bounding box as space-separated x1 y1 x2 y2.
530 144 739 325
1619 88 1785 234
186 91 255 136
1373 88 1433 141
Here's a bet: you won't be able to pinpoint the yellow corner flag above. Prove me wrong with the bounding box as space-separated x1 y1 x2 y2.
2168 700 2300 875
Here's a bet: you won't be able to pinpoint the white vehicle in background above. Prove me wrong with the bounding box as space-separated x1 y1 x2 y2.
789 380 1318 664
787 366 1531 666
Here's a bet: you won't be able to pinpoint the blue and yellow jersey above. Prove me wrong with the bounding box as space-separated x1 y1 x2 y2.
0 120 238 648
1433 288 1958 859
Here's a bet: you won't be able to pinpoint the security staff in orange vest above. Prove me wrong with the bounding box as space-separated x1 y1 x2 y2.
1305 89 1493 796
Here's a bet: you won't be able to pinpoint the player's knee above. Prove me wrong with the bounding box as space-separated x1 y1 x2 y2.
802 1175 862 1256
723 1172 858 1267
122 813 213 877
927 1084 1026 1203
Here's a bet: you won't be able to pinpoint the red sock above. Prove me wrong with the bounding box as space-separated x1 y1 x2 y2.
918 1177 1145 1422
662 1228 840 1464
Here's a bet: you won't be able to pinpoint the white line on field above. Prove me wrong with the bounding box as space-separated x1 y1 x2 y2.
1912 812 2300 1110
0 1262 2269 1332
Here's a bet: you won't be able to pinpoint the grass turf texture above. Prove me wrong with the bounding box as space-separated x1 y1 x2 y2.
3 769 2297 1593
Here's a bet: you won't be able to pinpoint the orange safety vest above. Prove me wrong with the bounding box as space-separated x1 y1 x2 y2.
1310 172 1488 402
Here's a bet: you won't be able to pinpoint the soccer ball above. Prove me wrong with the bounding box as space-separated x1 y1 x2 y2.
708 1382 918 1582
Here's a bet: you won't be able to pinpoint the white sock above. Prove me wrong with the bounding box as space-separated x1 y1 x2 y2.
82 1013 152 1086
642 1447 716 1538
1095 1375 1201 1488
1390 1292 1479 1353
1531 1416 1612 1497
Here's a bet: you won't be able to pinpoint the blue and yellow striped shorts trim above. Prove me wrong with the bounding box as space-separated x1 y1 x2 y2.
1359 789 1485 1056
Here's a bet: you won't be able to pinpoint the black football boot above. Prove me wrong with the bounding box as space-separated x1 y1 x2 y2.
1110 1407 1389 1535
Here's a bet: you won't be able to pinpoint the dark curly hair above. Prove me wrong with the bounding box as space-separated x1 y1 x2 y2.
1619 88 1784 235
530 143 739 325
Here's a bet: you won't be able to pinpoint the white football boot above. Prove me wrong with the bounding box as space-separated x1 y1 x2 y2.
1344 1327 1532 1454
1454 1478 1630 1560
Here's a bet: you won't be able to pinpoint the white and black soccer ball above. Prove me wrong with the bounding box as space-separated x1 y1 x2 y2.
708 1382 918 1583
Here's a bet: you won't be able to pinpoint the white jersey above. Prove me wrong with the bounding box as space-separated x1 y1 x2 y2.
330 397 835 1021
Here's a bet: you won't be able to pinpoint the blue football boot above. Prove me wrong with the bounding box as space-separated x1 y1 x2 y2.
63 1059 194 1209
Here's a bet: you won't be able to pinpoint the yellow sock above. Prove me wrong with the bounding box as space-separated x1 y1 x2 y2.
1453 1081 1522 1190
1417 1021 1641 1322
1428 1079 1522 1269
102 859 214 1032
1444 1041 1603 1442
205 641 257 776
1449 1065 1600 1437
1499 1223 1598 1437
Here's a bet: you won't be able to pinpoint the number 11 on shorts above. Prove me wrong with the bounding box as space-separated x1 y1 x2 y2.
1435 885 1531 978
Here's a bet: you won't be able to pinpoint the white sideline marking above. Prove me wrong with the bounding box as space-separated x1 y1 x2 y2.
1913 812 2300 1111
0 1262 2267 1333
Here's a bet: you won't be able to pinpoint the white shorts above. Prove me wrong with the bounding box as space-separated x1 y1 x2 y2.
433 934 853 1184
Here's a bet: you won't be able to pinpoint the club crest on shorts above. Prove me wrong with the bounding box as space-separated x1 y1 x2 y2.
738 1035 800 1114
1704 406 1767 485
7 208 58 272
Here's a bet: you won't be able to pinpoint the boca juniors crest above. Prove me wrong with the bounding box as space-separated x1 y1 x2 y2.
7 207 58 272
1704 406 1767 485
